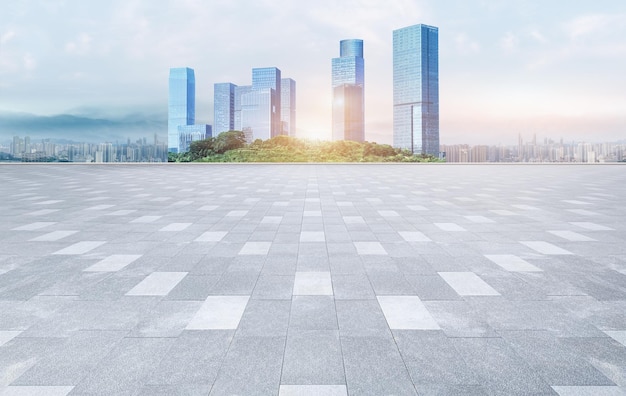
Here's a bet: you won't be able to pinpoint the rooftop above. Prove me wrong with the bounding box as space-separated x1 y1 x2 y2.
0 163 625 395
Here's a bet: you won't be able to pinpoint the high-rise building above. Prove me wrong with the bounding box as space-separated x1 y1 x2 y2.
393 24 439 155
332 39 364 142
168 67 195 153
280 78 296 136
240 67 282 142
214 83 236 135
234 85 252 131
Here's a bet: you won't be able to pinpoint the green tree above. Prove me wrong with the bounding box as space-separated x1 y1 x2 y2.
214 131 246 154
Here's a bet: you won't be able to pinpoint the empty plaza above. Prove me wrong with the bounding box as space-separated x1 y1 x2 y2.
0 163 625 395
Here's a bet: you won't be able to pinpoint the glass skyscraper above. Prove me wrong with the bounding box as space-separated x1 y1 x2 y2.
280 78 296 136
240 67 282 142
168 67 195 153
393 24 439 155
332 39 364 142
213 83 236 135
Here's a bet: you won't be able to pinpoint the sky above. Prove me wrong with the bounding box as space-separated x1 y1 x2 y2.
1 0 625 145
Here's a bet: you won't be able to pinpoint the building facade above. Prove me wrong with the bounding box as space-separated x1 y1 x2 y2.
393 24 439 155
240 67 282 142
213 83 236 135
332 39 364 142
280 78 296 137
168 67 195 153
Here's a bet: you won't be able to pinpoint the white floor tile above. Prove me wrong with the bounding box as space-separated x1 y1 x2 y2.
279 385 347 396
434 223 467 232
570 222 614 231
377 296 440 330
551 386 626 396
0 386 75 396
83 254 142 272
604 331 626 347
52 241 106 255
159 223 192 232
84 204 115 211
0 331 22 347
239 241 271 255
130 216 162 223
490 210 518 216
29 231 77 242
293 272 332 295
186 295 250 330
12 222 56 231
567 209 598 216
407 205 428 211
378 210 399 217
125 272 187 296
548 230 596 242
198 205 218 211
300 232 325 242
261 216 283 224
465 216 495 223
438 272 500 296
484 254 542 272
354 241 387 255
27 209 60 216
520 241 573 255
398 231 431 242
195 231 227 242
562 200 592 205
226 210 248 217
343 216 365 224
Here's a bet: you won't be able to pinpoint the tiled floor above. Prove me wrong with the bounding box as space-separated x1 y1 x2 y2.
0 163 625 396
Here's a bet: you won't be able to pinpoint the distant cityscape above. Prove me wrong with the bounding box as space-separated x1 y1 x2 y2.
2 22 623 164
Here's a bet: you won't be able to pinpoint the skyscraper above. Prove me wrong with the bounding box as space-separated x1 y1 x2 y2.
332 39 364 142
168 68 195 153
214 83 236 135
178 124 212 153
241 67 282 142
280 78 296 136
393 24 439 155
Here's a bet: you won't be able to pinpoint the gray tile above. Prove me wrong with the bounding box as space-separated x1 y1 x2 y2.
281 330 344 385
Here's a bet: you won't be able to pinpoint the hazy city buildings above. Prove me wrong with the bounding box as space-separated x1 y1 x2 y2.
281 78 297 136
213 83 236 135
332 39 365 142
393 24 439 156
168 68 196 153
216 67 295 143
178 124 212 153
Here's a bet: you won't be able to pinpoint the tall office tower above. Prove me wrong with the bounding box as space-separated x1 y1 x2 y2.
168 67 195 153
393 24 439 155
280 78 296 136
234 85 252 132
332 39 364 142
214 83 236 135
241 67 282 142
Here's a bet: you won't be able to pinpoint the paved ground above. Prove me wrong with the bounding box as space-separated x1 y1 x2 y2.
0 163 625 396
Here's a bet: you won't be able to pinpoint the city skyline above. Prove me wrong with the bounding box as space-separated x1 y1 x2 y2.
1 1 625 145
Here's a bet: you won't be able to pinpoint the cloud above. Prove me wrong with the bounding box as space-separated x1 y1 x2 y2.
23 53 36 70
455 32 480 54
65 33 93 54
563 13 626 39
0 30 16 45
499 32 518 52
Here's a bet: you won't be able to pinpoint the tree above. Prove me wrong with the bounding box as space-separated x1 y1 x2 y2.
213 131 246 154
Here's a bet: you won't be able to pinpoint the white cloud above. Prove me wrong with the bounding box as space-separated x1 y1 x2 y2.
1 30 16 45
455 32 480 54
23 53 36 70
563 13 626 39
528 29 546 43
499 31 518 52
65 33 93 54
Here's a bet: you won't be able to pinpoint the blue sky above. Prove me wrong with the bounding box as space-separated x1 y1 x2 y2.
1 0 625 145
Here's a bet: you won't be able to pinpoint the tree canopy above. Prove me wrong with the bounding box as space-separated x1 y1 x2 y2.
168 132 443 163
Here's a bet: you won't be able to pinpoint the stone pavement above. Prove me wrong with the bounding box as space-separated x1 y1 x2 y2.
0 163 625 396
